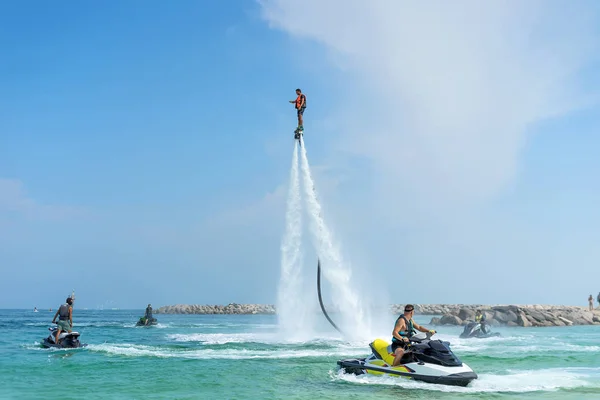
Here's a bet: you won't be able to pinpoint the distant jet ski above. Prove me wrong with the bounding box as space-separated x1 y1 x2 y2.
41 326 87 349
459 321 501 339
136 316 158 326
337 333 477 387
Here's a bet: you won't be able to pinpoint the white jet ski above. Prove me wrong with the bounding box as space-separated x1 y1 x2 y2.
337 332 477 387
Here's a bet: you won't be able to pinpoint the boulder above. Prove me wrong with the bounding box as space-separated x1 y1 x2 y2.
440 315 463 325
494 309 518 324
517 312 532 327
493 311 509 323
527 310 547 324
458 308 475 321
558 316 573 326
505 310 519 323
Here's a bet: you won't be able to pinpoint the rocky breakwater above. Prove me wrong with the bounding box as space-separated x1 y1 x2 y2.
155 303 276 315
390 304 491 316
420 304 600 327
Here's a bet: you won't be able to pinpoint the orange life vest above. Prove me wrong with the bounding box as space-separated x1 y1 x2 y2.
295 94 306 109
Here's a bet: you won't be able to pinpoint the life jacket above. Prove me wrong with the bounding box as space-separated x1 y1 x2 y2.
295 94 306 109
58 303 71 320
392 315 415 342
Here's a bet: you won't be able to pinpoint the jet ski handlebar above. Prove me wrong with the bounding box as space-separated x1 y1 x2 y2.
408 331 435 344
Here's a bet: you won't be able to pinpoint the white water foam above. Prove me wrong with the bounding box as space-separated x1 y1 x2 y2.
332 367 597 393
298 138 370 339
277 142 314 339
86 342 367 360
446 333 600 355
167 332 268 344
165 331 356 345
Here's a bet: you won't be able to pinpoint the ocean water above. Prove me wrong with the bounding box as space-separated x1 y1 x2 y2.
1 309 599 399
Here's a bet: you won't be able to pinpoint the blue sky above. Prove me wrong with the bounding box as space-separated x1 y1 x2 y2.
1 1 600 309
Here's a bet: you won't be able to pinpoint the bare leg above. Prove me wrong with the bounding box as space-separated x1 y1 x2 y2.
392 348 405 366
299 113 304 128
55 328 62 344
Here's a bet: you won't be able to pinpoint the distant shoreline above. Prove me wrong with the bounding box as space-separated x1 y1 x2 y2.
154 303 600 327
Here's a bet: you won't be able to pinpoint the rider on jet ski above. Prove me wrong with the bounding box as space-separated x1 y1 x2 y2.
475 310 489 334
391 304 436 366
51 297 73 345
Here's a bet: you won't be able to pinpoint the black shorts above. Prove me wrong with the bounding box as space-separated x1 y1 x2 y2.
391 339 408 352
297 107 305 116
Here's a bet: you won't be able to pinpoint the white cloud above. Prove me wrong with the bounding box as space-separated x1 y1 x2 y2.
257 1 600 304
0 178 86 221
260 0 600 212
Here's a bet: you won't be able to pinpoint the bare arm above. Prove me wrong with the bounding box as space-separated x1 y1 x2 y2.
68 307 73 326
52 310 59 323
413 321 435 333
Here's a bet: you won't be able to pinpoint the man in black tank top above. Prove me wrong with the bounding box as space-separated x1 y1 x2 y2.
391 304 437 366
51 297 73 344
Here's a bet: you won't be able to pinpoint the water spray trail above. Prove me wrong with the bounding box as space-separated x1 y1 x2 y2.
298 138 369 338
277 142 310 337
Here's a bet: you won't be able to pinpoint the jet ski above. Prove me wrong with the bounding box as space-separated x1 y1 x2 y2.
460 321 501 339
337 332 477 387
315 259 477 387
136 316 157 326
41 326 87 349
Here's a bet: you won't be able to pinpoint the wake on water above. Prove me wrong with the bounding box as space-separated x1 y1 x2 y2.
277 137 371 340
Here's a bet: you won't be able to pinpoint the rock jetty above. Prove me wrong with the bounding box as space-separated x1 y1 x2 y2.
155 303 276 315
393 304 600 327
155 303 600 326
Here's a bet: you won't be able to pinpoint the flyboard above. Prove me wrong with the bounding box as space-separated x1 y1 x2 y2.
294 128 304 145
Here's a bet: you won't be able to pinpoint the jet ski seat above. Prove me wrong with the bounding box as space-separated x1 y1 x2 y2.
367 339 413 372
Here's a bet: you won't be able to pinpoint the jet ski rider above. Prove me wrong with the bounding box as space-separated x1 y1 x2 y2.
391 304 436 366
51 297 73 345
144 304 153 325
475 309 489 333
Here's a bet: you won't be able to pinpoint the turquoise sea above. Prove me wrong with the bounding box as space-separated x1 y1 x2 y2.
1 309 599 399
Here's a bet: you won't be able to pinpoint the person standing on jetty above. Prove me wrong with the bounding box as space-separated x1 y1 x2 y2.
589 295 594 311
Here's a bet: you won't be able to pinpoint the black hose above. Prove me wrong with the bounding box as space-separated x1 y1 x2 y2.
317 258 344 335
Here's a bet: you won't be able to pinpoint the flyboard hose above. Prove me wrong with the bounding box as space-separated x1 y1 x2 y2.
317 258 344 335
